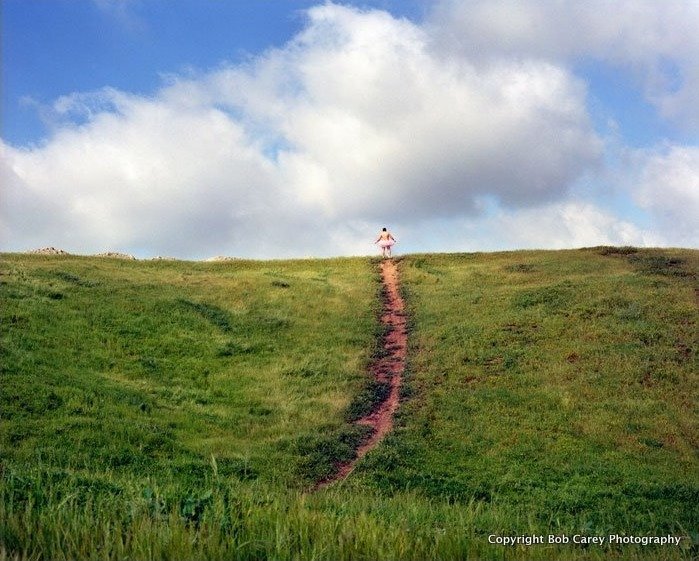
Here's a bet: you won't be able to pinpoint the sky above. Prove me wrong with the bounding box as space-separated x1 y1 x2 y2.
1 0 698 259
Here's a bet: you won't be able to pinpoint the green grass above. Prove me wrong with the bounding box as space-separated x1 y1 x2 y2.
1 248 697 560
355 249 698 549
0 255 380 486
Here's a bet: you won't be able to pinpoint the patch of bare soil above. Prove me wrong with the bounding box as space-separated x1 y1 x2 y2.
316 259 407 488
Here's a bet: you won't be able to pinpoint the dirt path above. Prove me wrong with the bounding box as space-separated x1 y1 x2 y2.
316 258 407 488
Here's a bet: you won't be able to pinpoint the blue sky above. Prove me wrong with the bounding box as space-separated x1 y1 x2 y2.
2 0 314 144
3 0 428 145
2 0 697 258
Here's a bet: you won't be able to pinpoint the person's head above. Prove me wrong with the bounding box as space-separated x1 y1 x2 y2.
382 227 387 231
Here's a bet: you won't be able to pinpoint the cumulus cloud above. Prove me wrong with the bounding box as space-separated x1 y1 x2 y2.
486 201 657 249
2 90 294 257
384 200 656 256
429 0 699 131
634 146 699 246
236 4 601 218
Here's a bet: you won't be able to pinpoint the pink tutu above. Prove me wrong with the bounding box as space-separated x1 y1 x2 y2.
378 239 395 248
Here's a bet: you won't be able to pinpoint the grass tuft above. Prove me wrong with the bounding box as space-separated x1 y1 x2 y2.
628 254 692 277
594 245 639 256
345 380 391 422
293 425 373 483
175 298 235 332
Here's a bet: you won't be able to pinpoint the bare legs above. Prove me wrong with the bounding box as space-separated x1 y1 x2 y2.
376 239 394 258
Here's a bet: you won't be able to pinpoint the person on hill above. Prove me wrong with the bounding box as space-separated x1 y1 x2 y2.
375 227 396 258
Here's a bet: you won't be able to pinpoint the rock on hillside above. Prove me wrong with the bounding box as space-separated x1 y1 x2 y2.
206 256 238 262
95 252 137 260
27 247 70 255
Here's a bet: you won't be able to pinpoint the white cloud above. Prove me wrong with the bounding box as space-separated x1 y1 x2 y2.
384 200 656 256
429 0 699 131
92 0 146 32
199 4 602 218
634 146 699 247
2 91 283 256
488 201 657 249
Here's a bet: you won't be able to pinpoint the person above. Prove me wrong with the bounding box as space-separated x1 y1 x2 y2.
375 227 396 258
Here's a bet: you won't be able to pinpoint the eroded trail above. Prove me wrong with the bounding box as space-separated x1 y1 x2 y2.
317 259 407 488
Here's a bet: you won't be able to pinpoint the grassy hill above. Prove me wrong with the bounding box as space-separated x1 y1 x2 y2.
1 248 697 560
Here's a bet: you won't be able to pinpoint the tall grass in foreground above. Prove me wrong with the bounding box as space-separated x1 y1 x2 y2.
2 472 691 561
